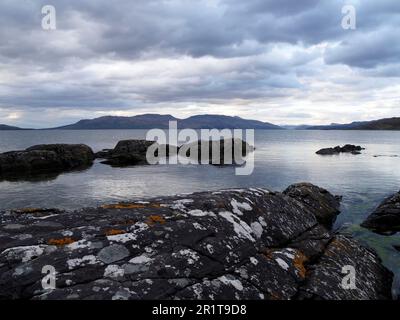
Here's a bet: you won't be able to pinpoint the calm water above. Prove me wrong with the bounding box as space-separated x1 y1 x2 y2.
0 129 399 294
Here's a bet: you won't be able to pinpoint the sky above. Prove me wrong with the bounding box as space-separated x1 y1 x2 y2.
0 0 399 128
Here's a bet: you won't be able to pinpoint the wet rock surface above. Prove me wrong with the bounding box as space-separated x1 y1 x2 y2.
316 144 365 155
0 184 393 300
0 144 94 178
361 191 400 235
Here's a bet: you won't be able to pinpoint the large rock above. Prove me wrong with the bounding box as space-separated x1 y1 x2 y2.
0 184 393 300
0 144 94 178
96 140 176 166
181 138 254 165
283 183 341 229
361 191 400 235
316 144 364 155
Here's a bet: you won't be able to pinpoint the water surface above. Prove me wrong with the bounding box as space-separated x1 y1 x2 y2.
0 129 399 294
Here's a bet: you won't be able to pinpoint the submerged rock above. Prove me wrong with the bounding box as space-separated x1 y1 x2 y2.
0 144 94 178
316 144 364 155
361 191 400 235
0 184 393 300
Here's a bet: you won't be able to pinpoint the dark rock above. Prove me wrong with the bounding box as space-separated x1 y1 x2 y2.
283 182 341 229
316 144 365 155
0 184 393 300
97 140 171 166
181 138 254 165
361 191 400 235
0 144 94 177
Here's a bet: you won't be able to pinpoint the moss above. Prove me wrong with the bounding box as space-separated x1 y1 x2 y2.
48 237 75 246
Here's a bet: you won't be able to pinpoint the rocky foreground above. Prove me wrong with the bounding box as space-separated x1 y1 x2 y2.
0 183 393 300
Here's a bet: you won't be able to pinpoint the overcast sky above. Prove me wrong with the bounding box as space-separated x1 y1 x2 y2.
0 0 399 128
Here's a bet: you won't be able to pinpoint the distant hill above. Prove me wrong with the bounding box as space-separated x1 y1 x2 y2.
0 124 26 130
306 117 400 130
52 114 283 130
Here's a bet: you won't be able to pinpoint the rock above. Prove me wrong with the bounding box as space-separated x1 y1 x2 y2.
361 191 400 235
181 138 254 165
97 140 170 166
0 184 393 300
283 182 341 229
98 245 130 264
316 144 364 155
0 144 94 178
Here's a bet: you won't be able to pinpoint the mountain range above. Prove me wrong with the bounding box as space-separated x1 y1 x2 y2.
51 114 282 130
1 115 400 130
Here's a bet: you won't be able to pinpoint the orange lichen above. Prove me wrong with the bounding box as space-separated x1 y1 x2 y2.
145 215 166 226
293 251 308 279
102 203 161 209
104 229 126 236
47 237 75 246
111 219 136 226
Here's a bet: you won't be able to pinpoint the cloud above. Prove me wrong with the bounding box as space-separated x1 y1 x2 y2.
0 0 399 127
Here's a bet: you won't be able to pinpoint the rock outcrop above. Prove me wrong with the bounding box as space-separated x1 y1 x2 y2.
182 138 254 165
97 139 253 167
96 140 157 166
283 183 341 229
0 144 94 178
361 191 400 235
0 183 393 300
316 144 364 155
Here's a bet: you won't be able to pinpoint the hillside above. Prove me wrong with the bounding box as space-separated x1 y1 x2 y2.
52 114 283 130
0 124 25 130
306 117 400 130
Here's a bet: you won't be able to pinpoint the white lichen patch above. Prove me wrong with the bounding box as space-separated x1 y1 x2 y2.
275 258 289 271
104 264 125 279
230 199 252 216
67 255 98 270
129 254 153 264
170 199 194 211
219 211 255 242
187 209 215 217
1 245 51 263
250 222 263 239
66 239 92 251
107 232 137 243
173 249 200 265
192 222 206 230
218 275 243 291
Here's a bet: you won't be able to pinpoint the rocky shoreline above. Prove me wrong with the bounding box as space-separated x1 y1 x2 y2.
0 183 394 300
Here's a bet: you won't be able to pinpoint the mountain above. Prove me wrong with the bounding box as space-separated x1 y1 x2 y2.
0 124 26 130
52 114 283 130
306 117 400 130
